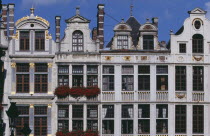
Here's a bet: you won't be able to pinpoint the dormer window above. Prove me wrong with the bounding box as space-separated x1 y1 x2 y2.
117 35 128 49
20 31 30 51
143 35 154 50
72 30 83 52
192 34 203 53
35 31 45 51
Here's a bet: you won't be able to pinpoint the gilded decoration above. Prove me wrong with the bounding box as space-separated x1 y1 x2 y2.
159 56 166 61
141 56 148 61
35 16 50 26
15 16 29 26
105 56 113 61
30 104 34 108
193 56 203 61
11 63 16 68
12 30 19 39
143 25 153 30
48 104 52 108
45 30 52 40
123 56 131 61
48 63 53 68
176 93 186 99
29 63 35 68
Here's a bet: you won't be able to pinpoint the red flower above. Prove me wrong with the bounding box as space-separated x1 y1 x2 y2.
84 86 100 98
54 86 70 98
69 87 85 98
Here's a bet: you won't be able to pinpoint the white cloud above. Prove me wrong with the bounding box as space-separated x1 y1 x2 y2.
205 2 210 19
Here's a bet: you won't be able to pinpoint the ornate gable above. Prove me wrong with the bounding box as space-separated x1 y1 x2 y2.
140 24 157 31
65 15 90 23
188 8 207 14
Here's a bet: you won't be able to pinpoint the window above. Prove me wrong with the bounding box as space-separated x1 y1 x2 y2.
103 120 114 134
35 64 48 72
117 35 128 49
102 105 114 134
16 64 29 93
143 35 154 50
138 105 150 134
122 105 133 118
192 34 203 53
103 66 114 91
34 106 48 136
16 106 29 136
87 65 98 87
156 105 168 134
87 105 98 118
87 120 98 131
138 66 150 91
175 66 186 91
72 105 83 131
58 105 69 131
179 43 186 53
193 66 203 91
157 66 168 91
35 74 48 93
175 105 186 133
102 105 114 118
194 20 201 29
122 66 134 91
72 30 83 52
58 66 69 86
20 31 29 51
35 31 45 51
122 120 133 134
72 66 83 87
193 105 204 133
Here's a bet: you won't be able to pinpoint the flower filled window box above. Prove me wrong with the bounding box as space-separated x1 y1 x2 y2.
56 130 99 136
85 86 100 98
69 87 85 98
54 86 70 98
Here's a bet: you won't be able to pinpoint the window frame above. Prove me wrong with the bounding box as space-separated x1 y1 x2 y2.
72 30 84 52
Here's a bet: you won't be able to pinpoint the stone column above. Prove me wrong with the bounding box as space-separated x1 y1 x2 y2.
48 63 53 94
83 104 87 131
187 66 192 101
69 104 72 131
150 104 156 135
83 65 87 87
187 105 192 136
29 104 34 135
115 104 121 135
134 65 138 101
11 62 16 94
168 65 175 101
150 65 156 101
47 104 52 135
115 65 121 101
133 104 138 135
29 63 35 94
168 104 175 135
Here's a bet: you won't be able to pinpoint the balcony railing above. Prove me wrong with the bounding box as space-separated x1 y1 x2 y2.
102 92 115 101
156 91 168 101
57 95 100 102
138 91 150 101
102 135 114 136
121 91 134 101
192 92 204 101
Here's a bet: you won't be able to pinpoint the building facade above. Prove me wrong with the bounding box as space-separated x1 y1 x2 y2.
0 3 210 136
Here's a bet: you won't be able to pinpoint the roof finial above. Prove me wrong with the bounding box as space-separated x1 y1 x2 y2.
130 4 134 16
76 7 80 15
30 5 35 15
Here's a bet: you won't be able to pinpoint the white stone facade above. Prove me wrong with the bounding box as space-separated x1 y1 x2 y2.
0 4 210 136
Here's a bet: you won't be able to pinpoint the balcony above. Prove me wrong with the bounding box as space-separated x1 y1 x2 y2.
121 92 134 101
102 92 115 101
56 95 100 102
192 92 204 102
156 91 168 101
138 91 150 101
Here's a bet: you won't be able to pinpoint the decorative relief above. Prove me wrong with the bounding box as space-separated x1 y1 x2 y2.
15 16 29 26
143 25 153 30
141 56 148 61
177 56 184 62
12 30 19 39
45 30 52 40
48 104 52 108
29 63 35 68
123 56 131 61
11 63 16 68
192 56 204 61
35 16 50 26
104 56 113 61
175 92 186 99
48 63 53 68
158 56 167 62
30 104 34 108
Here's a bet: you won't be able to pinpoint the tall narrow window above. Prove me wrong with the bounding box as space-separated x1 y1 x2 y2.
34 106 47 136
138 105 150 134
179 43 186 53
58 66 69 86
20 31 30 51
72 65 83 87
58 105 69 131
143 35 154 50
117 35 128 49
102 105 115 134
156 66 168 91
122 66 134 91
87 105 98 131
103 66 114 91
35 64 48 93
121 105 133 134
16 106 29 136
193 105 204 133
175 66 186 91
87 65 98 87
138 66 150 91
192 34 203 53
16 63 29 93
72 105 83 131
35 31 45 51
156 105 168 134
193 66 203 91
72 31 83 52
175 105 186 133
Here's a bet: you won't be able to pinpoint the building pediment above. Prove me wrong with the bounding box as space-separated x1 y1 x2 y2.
140 24 157 31
188 8 207 14
65 15 90 23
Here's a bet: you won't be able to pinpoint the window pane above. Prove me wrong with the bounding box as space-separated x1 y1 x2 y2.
122 105 133 118
138 66 150 74
122 66 134 74
72 65 83 74
72 105 83 118
175 105 186 133
87 105 98 118
58 66 69 74
58 105 69 118
16 63 29 72
102 105 114 118
35 63 48 72
156 66 168 74
103 66 114 74
102 120 114 134
87 65 98 74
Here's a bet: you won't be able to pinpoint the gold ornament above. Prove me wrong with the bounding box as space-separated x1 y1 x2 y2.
15 16 29 26
123 56 131 61
45 30 52 40
12 30 19 39
11 63 16 68
35 16 50 26
48 63 53 68
29 63 35 68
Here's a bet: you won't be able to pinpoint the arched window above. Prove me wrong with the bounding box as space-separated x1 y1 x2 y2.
192 34 203 53
72 31 83 52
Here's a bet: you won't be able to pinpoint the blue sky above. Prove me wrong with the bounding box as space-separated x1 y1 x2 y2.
2 0 210 46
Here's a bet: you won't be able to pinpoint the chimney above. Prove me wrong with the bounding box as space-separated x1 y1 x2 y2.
55 16 61 43
1 4 8 37
92 27 97 41
152 17 158 27
97 4 105 49
8 4 15 40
